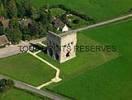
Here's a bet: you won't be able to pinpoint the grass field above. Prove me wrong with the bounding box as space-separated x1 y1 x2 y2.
0 53 55 86
38 33 118 80
1 0 132 99
47 19 132 100
0 88 47 100
29 0 132 21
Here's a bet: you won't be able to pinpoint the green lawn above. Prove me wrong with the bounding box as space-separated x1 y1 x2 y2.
0 53 55 86
47 19 132 100
29 0 132 21
38 33 118 80
0 88 49 100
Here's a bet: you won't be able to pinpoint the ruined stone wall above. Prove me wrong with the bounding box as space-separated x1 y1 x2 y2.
47 31 77 63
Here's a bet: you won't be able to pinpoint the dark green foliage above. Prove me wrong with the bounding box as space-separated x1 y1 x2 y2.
6 0 17 18
0 3 6 16
0 0 52 42
16 2 26 17
72 19 80 24
9 18 19 29
39 7 49 25
18 0 32 17
0 1 90 43
0 79 14 93
6 28 22 44
5 18 22 44
0 22 4 35
37 22 47 37
60 13 68 24
50 4 94 22
31 7 39 20
38 7 52 33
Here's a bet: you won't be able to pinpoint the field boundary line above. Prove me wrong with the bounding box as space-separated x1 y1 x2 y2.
27 51 62 89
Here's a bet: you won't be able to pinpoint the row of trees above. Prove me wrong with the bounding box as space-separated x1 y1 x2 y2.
0 0 52 44
0 0 33 18
0 0 18 18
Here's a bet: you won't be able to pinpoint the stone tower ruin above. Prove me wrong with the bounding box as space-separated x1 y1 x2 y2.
47 31 77 63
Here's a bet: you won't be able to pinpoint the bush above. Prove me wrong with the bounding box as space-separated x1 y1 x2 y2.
0 79 14 93
73 19 80 24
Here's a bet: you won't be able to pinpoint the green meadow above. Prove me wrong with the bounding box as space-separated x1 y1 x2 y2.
38 32 118 80
0 54 55 86
48 19 132 100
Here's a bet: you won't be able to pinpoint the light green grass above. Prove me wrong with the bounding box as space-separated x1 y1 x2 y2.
0 53 56 86
48 19 132 100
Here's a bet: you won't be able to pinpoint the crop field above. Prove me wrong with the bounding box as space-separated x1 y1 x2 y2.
29 0 132 21
0 54 55 86
46 19 132 100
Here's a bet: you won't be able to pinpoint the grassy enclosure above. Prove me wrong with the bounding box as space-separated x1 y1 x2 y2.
0 53 56 86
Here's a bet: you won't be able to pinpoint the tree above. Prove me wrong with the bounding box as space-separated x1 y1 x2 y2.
1 0 8 7
6 28 22 44
22 34 31 41
37 22 47 37
39 7 52 32
16 1 26 17
6 0 17 18
9 18 19 29
0 79 14 93
47 10 52 23
73 19 80 24
0 3 6 16
0 22 4 35
39 11 48 25
28 21 38 37
17 0 35 17
22 0 32 17
31 7 39 20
